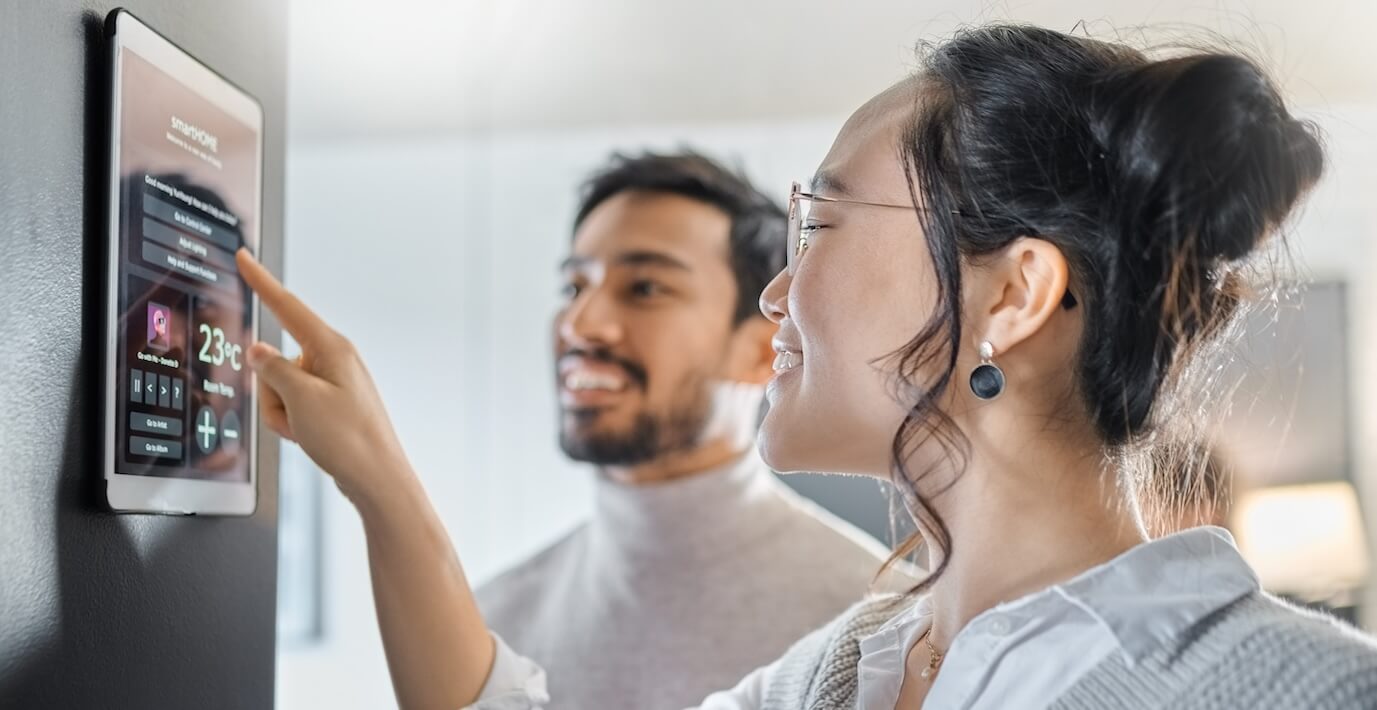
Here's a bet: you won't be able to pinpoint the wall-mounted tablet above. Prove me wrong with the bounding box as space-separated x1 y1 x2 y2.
104 9 262 515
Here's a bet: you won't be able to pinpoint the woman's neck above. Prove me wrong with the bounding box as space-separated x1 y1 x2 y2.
918 432 1149 649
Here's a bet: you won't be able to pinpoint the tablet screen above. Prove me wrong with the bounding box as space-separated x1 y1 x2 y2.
111 42 259 484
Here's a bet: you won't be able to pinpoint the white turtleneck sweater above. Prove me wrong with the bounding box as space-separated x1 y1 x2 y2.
474 451 906 710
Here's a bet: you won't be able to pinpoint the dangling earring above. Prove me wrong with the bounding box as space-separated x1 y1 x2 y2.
969 340 1005 400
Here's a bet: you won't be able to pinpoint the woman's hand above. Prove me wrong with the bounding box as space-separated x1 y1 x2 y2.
235 248 497 708
235 248 413 507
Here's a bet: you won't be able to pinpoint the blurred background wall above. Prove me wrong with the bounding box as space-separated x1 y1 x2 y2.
276 2 1377 708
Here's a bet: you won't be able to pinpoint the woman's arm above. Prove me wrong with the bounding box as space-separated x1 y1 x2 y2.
356 467 495 709
234 248 774 709
692 663 773 710
236 249 494 709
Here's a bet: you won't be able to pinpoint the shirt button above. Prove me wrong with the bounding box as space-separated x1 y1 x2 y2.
987 616 1011 636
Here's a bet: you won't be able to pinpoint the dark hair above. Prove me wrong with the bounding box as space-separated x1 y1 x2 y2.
882 25 1325 589
573 150 787 325
1143 438 1234 536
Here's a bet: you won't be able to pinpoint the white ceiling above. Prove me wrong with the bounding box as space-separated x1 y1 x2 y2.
287 0 1377 144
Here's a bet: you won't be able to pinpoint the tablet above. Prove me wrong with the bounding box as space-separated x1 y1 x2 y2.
103 9 262 515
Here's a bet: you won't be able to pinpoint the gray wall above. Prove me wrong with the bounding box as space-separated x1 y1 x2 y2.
0 2 286 707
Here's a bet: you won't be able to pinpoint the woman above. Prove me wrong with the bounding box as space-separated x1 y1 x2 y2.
238 24 1377 709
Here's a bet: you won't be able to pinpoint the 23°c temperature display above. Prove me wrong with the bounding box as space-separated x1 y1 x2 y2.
197 322 243 371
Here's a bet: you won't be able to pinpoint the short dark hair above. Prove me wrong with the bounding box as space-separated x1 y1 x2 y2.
572 150 786 325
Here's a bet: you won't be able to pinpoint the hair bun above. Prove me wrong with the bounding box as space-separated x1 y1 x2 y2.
1094 53 1325 264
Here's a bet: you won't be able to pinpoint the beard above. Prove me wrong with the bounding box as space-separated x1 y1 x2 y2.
559 374 713 466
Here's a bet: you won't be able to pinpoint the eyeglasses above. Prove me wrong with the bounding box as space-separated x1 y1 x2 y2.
784 181 1079 309
786 181 945 275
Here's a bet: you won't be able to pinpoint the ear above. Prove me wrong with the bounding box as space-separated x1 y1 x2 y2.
967 237 1071 357
723 316 778 386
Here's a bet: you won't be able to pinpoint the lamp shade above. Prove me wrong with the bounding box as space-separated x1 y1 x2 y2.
1233 481 1370 598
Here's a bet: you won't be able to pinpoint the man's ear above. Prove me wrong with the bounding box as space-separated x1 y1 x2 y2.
725 316 778 386
968 237 1071 356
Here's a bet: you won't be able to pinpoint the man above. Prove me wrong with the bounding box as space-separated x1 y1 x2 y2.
475 152 906 709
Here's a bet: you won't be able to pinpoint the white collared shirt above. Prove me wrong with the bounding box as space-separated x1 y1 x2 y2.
478 526 1262 709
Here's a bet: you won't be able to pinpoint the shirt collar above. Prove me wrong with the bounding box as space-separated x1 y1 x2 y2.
858 526 1259 667
1052 525 1260 664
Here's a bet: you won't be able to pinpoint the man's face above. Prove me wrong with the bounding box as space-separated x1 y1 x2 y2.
555 190 743 465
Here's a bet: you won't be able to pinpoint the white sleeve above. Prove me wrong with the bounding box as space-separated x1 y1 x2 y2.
464 633 550 710
685 658 779 710
466 633 779 710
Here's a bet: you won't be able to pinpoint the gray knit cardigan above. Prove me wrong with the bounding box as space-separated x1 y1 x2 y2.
758 591 1377 709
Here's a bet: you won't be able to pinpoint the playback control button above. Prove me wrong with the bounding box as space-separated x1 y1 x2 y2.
129 412 183 437
129 435 183 460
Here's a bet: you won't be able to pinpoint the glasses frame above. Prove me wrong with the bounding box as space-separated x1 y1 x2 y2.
786 181 955 274
783 182 1077 309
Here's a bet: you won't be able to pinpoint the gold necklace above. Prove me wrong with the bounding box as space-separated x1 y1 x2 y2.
919 627 944 680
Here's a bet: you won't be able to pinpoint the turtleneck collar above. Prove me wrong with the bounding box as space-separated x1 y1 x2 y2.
588 448 792 564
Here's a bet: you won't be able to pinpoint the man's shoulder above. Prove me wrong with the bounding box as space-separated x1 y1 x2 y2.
765 478 920 588
474 523 590 615
768 479 887 554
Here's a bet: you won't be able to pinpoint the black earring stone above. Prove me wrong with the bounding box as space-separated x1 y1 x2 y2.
970 363 1005 400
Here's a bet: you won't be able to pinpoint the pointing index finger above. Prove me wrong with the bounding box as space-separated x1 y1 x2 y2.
236 248 335 349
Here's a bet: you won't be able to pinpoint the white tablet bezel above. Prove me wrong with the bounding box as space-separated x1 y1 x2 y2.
104 9 263 515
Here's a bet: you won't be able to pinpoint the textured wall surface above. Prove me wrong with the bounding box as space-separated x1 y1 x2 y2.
0 2 285 707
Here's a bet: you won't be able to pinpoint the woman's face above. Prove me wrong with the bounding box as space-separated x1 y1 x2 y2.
759 83 945 477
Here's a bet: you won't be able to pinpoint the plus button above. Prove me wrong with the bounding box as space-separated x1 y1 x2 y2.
194 406 219 454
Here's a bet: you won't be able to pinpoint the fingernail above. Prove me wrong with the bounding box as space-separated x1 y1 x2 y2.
245 342 281 370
